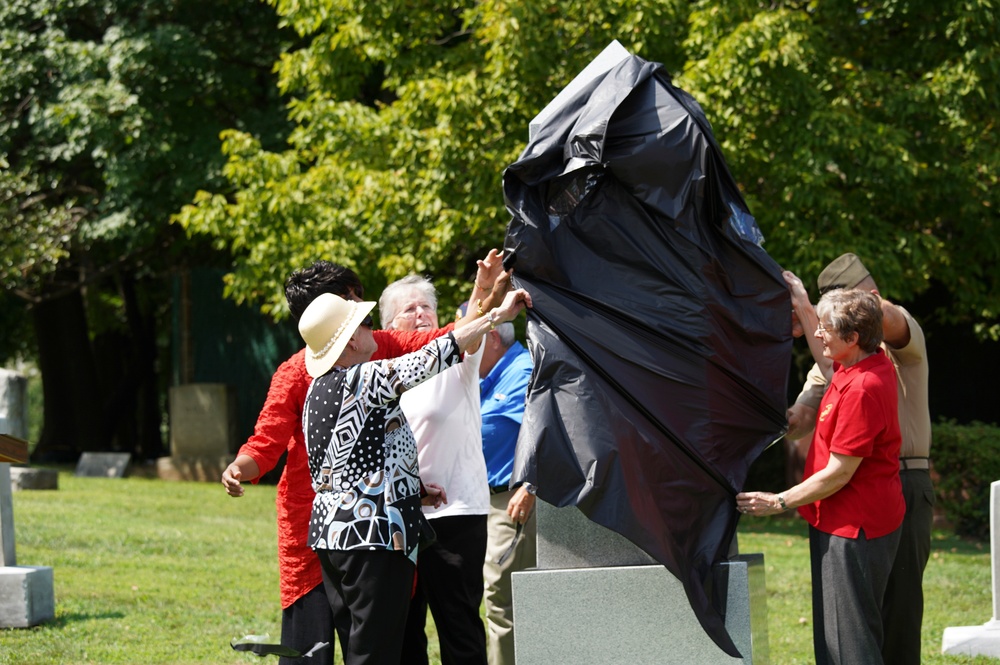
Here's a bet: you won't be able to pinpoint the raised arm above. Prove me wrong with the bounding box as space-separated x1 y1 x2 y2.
452 288 531 354
784 270 833 381
455 248 511 330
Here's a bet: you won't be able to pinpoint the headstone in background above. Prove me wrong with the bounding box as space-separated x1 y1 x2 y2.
168 383 237 457
941 479 1000 657
512 502 769 664
74 452 131 478
9 466 58 491
159 383 237 481
0 369 28 440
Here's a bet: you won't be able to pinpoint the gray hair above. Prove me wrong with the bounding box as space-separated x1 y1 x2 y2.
379 275 437 328
816 288 883 353
494 321 516 348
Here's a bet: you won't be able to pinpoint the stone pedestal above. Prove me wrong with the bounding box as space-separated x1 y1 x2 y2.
9 467 58 491
169 383 237 457
942 480 1000 657
155 455 234 482
0 565 55 628
513 502 769 664
0 464 55 628
161 384 237 481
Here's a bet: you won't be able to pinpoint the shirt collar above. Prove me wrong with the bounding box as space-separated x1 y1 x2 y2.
481 341 526 394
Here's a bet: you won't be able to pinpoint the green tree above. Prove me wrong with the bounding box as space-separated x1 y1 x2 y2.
176 0 691 317
680 1 999 332
0 0 290 460
178 0 998 339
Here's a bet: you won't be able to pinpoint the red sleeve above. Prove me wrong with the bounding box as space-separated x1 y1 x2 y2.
371 322 456 361
238 348 310 482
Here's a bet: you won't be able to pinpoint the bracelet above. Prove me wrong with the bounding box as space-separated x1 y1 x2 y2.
476 299 485 317
777 494 788 511
488 310 497 330
475 281 492 291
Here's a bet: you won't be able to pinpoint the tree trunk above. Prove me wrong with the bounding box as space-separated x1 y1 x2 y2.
30 281 108 463
92 271 165 461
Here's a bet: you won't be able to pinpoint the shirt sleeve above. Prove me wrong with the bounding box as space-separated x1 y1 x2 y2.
887 307 927 367
372 322 457 359
795 362 828 410
357 334 463 407
238 353 309 481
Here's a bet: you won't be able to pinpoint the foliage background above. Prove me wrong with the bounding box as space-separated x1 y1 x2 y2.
177 0 999 334
2 1 998 462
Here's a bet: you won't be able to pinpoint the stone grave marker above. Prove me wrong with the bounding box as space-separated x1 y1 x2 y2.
941 479 1000 657
0 370 55 628
75 452 131 478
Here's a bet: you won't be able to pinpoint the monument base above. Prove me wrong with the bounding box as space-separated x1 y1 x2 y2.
512 555 768 664
942 620 1000 657
156 456 234 482
9 467 59 491
0 565 55 628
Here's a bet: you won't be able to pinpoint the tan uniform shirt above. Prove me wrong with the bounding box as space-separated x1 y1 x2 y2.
795 306 931 458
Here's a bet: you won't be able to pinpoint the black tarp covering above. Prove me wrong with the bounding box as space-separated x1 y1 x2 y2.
503 54 791 657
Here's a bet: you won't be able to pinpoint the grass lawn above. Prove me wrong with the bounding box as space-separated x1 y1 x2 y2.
1 471 997 664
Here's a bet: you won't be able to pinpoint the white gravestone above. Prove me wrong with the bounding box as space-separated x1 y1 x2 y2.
941 479 1000 657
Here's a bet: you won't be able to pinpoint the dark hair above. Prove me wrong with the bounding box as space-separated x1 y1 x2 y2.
816 289 884 353
284 261 364 322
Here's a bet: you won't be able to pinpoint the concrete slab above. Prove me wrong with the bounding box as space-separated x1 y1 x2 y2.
0 565 55 628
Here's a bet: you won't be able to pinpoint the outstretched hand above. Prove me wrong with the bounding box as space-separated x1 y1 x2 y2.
476 249 506 292
494 288 532 323
222 463 245 498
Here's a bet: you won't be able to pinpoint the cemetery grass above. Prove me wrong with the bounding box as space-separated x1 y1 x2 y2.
0 472 993 665
1 471 430 665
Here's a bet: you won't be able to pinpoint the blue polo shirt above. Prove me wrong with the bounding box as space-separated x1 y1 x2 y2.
480 341 533 489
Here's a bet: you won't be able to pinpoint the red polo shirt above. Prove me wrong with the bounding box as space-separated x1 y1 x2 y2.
797 349 904 539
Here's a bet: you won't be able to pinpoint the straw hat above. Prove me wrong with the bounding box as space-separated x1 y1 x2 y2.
817 253 871 295
298 293 377 378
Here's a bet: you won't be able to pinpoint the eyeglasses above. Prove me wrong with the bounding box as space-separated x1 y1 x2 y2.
816 322 829 334
394 302 436 319
359 314 374 329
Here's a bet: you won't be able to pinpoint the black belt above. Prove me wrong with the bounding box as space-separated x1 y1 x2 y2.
900 457 930 471
489 485 510 495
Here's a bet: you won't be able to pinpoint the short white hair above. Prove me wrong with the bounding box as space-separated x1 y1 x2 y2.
494 321 515 347
378 275 437 328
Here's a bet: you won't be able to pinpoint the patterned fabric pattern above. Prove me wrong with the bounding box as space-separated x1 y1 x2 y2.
303 334 461 562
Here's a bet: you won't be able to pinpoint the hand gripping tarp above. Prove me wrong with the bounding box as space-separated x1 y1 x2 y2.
503 52 791 657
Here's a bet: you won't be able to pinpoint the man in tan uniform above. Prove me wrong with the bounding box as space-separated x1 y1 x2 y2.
787 253 932 665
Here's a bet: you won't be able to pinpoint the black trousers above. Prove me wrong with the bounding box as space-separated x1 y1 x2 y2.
279 582 342 665
810 525 901 665
881 469 935 665
317 548 416 665
400 514 488 665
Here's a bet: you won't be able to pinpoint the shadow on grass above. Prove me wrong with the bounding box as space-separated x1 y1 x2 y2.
46 610 127 627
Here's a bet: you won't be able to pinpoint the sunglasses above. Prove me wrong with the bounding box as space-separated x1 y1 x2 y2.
359 314 374 329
